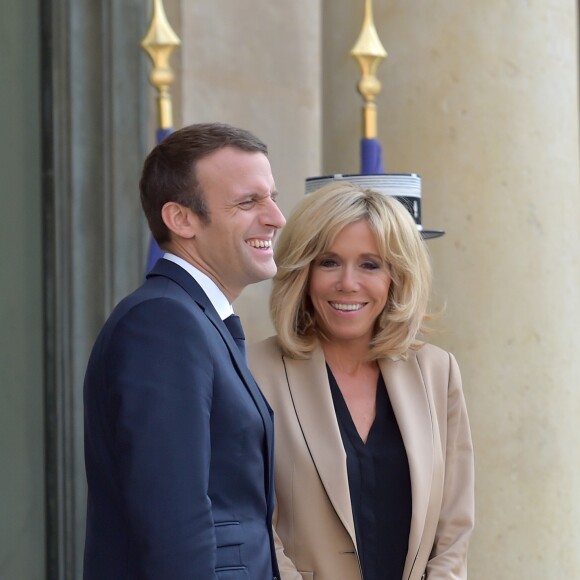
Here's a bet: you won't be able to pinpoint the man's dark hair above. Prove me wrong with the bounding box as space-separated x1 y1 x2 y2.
140 122 268 245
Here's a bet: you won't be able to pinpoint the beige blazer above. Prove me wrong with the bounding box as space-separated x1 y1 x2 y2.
248 337 474 580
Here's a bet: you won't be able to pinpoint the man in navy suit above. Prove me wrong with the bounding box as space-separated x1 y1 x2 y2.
83 122 285 579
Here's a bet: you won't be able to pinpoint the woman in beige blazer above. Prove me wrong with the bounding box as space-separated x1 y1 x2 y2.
248 182 474 580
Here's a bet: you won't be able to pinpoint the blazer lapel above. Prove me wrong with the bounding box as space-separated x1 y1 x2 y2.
207 308 274 420
379 354 434 578
147 259 275 498
283 346 357 547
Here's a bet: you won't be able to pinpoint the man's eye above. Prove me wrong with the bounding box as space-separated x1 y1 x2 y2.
239 200 256 209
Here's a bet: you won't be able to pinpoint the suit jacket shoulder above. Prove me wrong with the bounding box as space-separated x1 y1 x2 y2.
406 341 454 367
403 342 460 392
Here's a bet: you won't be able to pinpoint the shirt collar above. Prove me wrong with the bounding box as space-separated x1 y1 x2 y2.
162 253 234 320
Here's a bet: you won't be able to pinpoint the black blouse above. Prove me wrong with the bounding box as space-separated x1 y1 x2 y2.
327 365 412 580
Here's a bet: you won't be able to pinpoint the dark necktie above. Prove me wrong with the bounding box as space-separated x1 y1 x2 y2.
224 314 246 360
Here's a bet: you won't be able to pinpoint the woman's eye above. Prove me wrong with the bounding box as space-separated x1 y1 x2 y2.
361 261 380 270
319 259 338 268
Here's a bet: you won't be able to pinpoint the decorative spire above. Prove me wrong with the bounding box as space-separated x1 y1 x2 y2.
350 0 387 139
141 0 181 130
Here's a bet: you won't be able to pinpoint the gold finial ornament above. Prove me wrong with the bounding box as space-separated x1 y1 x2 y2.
141 0 181 130
350 0 387 139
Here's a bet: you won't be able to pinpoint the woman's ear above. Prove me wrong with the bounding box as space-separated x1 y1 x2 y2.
161 202 197 239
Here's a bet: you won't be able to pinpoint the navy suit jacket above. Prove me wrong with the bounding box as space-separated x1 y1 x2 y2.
83 259 279 580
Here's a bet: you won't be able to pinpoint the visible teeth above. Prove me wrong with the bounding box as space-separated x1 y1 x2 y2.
247 239 272 249
330 303 364 311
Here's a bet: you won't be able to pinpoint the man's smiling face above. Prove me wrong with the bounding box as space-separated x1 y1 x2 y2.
190 146 286 301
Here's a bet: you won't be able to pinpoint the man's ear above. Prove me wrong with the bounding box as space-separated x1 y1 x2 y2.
161 202 198 239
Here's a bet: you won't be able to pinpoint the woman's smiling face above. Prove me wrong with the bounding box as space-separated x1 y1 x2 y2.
308 220 392 347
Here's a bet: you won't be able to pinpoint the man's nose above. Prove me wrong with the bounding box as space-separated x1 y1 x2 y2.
264 198 286 229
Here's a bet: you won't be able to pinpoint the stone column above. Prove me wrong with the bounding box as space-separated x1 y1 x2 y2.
323 0 580 578
43 0 151 575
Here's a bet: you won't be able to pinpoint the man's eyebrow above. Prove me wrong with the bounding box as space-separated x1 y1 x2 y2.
247 190 279 201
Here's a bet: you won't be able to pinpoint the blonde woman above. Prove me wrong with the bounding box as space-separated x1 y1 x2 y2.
248 182 474 580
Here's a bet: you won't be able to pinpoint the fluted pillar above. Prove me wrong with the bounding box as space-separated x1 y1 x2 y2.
323 1 580 578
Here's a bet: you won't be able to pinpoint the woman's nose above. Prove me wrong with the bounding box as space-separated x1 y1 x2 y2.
337 267 359 292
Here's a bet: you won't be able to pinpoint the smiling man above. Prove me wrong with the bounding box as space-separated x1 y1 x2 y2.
83 123 285 580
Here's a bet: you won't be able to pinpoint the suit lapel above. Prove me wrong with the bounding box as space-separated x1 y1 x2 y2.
147 260 275 499
205 307 274 420
283 346 357 547
379 353 434 578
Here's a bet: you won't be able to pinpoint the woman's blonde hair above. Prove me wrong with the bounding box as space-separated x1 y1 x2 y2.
271 181 432 360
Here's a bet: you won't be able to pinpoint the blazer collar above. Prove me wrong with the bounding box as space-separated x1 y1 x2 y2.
283 345 434 568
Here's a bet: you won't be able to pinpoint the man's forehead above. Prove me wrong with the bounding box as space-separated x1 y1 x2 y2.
200 146 267 165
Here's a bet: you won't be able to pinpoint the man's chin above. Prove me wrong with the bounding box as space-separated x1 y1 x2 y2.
248 262 277 284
